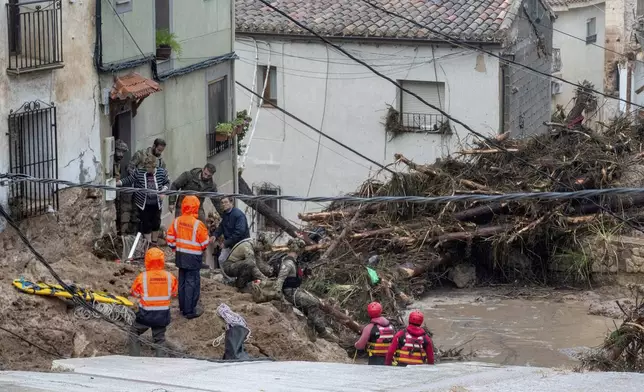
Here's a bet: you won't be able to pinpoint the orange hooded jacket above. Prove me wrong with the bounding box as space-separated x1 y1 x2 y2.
130 248 178 312
166 195 210 270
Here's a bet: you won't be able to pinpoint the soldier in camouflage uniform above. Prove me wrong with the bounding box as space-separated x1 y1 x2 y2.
168 163 222 222
127 138 167 175
113 139 129 181
274 238 338 342
221 238 268 289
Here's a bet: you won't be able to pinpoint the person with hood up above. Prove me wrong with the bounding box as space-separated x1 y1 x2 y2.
385 310 435 366
166 196 211 319
128 247 178 357
354 302 395 365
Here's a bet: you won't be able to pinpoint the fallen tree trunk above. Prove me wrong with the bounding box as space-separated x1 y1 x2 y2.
566 194 644 216
238 176 314 245
459 148 519 154
453 203 509 222
398 258 446 279
298 204 381 222
317 207 363 266
270 224 510 253
318 299 362 334
394 153 441 176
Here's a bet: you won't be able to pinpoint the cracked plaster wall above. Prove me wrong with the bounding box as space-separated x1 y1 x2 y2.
0 0 102 215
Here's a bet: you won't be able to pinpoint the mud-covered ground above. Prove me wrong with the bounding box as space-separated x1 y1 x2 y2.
0 189 348 371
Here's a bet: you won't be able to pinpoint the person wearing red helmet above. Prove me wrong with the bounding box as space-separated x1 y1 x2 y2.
354 302 395 365
385 310 435 366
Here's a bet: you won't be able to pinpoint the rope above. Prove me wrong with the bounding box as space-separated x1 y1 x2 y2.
3 173 644 205
212 303 252 348
72 302 135 325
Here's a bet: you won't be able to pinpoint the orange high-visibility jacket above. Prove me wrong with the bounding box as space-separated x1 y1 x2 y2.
130 248 178 311
166 195 210 269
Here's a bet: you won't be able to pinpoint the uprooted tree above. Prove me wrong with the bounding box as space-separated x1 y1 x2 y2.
268 80 644 321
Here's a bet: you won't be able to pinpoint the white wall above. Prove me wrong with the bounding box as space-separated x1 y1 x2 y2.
552 4 605 113
0 1 101 213
234 39 501 237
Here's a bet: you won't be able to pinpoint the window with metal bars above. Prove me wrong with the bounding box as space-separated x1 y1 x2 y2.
6 0 64 75
253 183 281 232
207 77 230 157
7 100 59 220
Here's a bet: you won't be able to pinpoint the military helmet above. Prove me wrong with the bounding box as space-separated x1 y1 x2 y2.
286 238 306 253
115 139 129 152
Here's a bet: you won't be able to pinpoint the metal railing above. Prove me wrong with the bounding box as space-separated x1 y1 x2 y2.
7 100 59 220
552 48 561 73
207 133 231 157
400 112 451 134
6 0 63 73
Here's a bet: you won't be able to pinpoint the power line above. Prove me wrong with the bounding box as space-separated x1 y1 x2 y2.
236 82 395 174
359 0 643 110
236 87 374 170
0 325 64 358
0 203 274 362
248 0 644 235
4 173 644 205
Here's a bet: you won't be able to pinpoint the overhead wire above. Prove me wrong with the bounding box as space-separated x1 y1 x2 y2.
3 173 644 205
358 0 644 110
235 87 375 171
236 82 395 174
0 203 274 362
252 0 644 234
0 325 65 358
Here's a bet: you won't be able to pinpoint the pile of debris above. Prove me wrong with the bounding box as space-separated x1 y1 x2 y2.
275 83 644 320
580 285 644 372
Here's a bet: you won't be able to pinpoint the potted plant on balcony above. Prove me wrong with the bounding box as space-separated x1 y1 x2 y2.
156 29 182 60
215 122 234 141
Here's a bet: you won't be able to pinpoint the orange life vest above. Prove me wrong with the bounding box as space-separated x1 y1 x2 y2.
138 270 173 311
366 324 395 357
392 330 428 366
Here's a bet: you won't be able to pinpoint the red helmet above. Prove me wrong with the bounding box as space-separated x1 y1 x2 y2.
409 311 424 326
367 302 382 318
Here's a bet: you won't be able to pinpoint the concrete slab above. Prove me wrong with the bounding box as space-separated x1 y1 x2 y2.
0 356 643 391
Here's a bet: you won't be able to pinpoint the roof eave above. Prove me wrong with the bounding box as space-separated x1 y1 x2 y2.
235 31 504 47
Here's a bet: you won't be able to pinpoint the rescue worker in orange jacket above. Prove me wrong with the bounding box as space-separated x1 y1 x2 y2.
385 310 435 366
354 302 395 365
166 196 211 319
128 247 178 357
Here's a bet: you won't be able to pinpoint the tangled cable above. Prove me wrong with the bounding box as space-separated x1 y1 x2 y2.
3 172 644 205
73 301 135 325
212 303 252 348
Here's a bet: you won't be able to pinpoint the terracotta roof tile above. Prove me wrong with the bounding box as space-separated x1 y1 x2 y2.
110 73 162 101
236 0 525 42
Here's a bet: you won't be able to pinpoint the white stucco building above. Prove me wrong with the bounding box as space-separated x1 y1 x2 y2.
547 0 605 115
0 0 101 224
234 0 555 238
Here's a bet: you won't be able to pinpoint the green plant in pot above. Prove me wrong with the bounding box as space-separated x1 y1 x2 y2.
215 122 234 141
156 29 182 60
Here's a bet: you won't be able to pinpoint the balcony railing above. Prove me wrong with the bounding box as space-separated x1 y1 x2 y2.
6 0 64 74
400 112 451 134
207 133 231 157
552 48 562 73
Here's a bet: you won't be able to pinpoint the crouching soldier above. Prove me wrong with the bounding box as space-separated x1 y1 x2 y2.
128 248 178 357
274 238 338 342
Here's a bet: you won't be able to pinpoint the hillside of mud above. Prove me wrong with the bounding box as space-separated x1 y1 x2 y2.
0 188 348 371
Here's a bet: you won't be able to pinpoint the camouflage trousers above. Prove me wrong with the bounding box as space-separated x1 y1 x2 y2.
283 288 327 333
222 242 267 288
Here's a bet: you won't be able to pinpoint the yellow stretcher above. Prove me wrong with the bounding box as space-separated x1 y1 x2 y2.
12 278 134 307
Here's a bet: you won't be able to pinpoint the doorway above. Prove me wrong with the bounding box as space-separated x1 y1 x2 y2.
112 110 133 179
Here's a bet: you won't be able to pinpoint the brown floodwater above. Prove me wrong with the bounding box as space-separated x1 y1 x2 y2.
418 294 616 367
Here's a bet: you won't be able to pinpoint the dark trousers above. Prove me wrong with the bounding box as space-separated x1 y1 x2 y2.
178 268 201 316
368 355 386 365
128 321 167 357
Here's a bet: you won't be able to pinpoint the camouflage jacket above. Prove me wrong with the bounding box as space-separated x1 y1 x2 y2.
275 256 297 293
127 147 166 175
169 168 221 214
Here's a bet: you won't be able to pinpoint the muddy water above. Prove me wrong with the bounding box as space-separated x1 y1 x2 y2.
418 293 615 368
